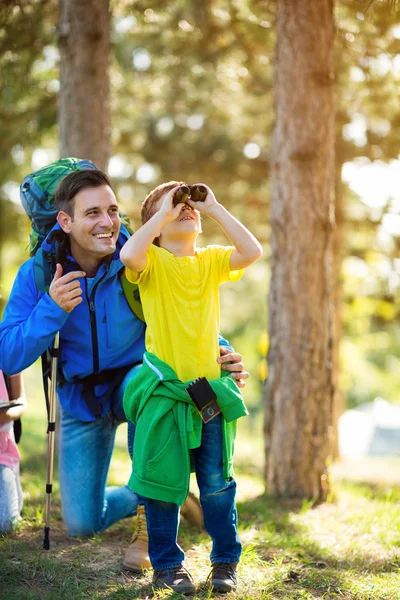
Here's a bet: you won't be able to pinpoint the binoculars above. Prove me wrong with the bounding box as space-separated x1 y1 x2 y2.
173 184 208 206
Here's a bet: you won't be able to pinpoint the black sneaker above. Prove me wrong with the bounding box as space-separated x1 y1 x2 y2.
153 566 196 595
207 562 238 593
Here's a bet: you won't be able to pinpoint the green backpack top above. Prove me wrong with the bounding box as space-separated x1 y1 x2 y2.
19 157 144 322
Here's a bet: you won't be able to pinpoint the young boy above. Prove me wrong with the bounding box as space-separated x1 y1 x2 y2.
120 181 262 594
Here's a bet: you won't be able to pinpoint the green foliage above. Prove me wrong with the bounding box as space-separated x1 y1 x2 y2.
111 1 273 237
0 0 58 310
335 3 400 406
0 0 58 180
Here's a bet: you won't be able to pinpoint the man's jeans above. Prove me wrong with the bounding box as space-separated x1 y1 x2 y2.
59 364 141 536
143 414 242 570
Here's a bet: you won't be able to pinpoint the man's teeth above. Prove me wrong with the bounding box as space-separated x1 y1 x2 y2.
95 233 113 238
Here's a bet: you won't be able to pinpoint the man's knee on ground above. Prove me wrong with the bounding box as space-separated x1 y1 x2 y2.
63 508 101 537
66 522 100 537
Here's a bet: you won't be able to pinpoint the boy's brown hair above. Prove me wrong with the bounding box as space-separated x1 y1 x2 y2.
141 181 186 225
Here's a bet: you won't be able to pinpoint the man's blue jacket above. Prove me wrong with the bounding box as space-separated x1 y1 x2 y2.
0 225 232 422
0 224 147 421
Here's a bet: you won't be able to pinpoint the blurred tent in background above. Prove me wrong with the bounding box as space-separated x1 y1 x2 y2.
339 397 400 458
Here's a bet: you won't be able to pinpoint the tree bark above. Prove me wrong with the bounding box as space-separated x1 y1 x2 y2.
264 0 335 501
58 0 111 171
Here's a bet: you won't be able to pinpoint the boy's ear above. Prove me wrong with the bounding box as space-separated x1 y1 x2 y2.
57 211 72 234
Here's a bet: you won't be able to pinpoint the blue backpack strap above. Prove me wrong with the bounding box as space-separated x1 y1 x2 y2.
34 247 53 293
34 230 69 293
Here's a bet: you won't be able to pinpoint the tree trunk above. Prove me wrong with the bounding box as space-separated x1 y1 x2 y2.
264 0 335 501
58 0 111 171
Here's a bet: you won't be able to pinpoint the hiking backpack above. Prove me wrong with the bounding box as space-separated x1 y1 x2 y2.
19 157 144 321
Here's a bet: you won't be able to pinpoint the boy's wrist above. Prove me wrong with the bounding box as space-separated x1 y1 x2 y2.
152 210 171 227
204 202 225 220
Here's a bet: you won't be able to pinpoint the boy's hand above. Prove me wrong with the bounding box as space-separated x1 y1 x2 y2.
187 184 219 215
159 187 186 223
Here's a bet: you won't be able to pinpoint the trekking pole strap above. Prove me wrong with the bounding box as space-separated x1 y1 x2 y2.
41 351 51 416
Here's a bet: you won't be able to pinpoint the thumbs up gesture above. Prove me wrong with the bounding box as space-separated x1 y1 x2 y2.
49 264 86 313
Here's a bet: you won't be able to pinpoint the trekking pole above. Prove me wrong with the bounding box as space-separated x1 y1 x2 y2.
43 332 59 550
43 231 65 550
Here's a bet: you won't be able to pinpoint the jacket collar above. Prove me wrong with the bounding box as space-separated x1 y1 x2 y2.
41 222 130 280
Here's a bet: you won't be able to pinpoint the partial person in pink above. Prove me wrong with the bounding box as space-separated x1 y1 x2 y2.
0 370 26 532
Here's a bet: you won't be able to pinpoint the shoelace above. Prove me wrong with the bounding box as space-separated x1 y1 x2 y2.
131 506 148 542
208 562 236 582
155 565 194 582
173 566 194 580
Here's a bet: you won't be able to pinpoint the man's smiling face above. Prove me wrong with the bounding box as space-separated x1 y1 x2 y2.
58 185 121 266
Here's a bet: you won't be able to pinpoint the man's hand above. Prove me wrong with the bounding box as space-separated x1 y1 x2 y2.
217 346 249 389
49 263 86 313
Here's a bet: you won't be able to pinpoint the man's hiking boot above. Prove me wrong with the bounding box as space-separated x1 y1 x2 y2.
153 565 196 595
122 505 151 572
206 562 238 593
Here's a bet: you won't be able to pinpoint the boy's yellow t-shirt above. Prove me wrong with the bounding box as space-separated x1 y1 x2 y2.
125 244 243 382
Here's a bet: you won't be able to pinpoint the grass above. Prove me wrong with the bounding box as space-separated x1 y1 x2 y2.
1 364 399 599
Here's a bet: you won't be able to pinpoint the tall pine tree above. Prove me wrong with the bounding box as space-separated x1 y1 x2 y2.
264 0 335 500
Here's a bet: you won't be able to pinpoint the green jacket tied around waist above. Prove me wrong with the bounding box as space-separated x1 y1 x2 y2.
123 352 248 505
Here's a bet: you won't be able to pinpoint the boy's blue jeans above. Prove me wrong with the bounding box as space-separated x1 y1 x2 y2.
59 364 141 536
143 414 242 570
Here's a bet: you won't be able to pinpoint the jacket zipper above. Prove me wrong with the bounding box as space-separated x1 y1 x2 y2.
85 277 104 374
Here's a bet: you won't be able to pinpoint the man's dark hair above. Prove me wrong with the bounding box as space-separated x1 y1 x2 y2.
54 169 113 217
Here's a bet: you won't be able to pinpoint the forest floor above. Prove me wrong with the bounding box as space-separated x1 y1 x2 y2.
1 367 399 600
